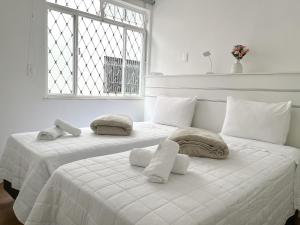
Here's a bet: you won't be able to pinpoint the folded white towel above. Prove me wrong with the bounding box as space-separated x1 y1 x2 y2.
55 119 81 137
37 127 64 141
130 148 190 175
143 139 179 183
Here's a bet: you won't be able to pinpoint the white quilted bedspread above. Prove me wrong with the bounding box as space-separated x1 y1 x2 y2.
25 136 300 225
0 122 176 223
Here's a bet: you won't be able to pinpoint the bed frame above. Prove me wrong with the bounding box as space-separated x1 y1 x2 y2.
3 180 19 199
287 211 299 225
2 179 298 224
144 73 300 224
145 73 300 148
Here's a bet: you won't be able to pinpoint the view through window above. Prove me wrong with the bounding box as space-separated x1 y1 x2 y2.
47 0 146 97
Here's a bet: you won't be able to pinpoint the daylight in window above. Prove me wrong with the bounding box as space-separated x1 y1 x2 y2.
47 0 146 97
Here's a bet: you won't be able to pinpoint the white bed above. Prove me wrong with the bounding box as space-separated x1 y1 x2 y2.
0 122 177 222
24 135 300 225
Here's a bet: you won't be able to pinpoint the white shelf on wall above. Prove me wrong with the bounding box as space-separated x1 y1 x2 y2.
146 72 300 91
146 72 300 78
145 72 300 108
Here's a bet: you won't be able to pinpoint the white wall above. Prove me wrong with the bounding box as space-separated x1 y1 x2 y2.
150 0 300 75
0 0 144 154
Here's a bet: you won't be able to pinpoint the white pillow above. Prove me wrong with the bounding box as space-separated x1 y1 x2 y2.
221 96 292 145
152 96 197 128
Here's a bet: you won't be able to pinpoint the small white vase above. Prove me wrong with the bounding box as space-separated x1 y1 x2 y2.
231 60 243 73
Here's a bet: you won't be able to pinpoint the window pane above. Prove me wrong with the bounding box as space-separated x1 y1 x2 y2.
48 9 74 95
125 30 143 95
47 0 101 15
104 2 145 28
77 17 124 96
125 9 145 28
103 3 125 24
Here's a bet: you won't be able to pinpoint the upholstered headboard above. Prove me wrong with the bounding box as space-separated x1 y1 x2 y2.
144 73 300 148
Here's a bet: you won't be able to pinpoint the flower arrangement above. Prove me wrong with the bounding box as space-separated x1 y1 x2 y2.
231 45 249 61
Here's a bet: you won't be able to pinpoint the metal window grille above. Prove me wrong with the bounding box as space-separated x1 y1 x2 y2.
103 56 140 95
46 0 146 97
103 2 145 28
47 0 101 15
125 30 142 95
48 10 74 94
103 56 123 94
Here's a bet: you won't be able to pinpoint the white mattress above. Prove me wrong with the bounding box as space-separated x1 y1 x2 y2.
24 136 300 225
0 122 176 222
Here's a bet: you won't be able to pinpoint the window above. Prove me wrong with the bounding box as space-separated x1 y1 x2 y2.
46 0 147 97
103 2 145 28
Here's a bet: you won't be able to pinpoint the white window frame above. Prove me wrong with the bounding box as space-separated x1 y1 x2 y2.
44 0 150 100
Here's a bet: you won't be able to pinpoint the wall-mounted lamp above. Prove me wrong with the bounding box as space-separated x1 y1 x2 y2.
203 51 213 74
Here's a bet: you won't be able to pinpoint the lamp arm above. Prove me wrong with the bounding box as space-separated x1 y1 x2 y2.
208 56 213 73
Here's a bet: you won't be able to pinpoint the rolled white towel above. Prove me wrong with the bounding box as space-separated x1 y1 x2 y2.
130 148 153 167
37 127 64 141
130 148 190 175
55 119 81 137
143 139 179 183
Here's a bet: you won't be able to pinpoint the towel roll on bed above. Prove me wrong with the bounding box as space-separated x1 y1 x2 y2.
55 119 81 136
143 139 179 183
129 148 190 175
37 119 81 141
37 127 64 141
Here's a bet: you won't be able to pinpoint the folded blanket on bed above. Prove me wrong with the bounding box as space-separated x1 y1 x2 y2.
169 127 229 159
130 148 190 175
143 139 179 183
55 119 81 137
90 114 133 136
37 127 64 141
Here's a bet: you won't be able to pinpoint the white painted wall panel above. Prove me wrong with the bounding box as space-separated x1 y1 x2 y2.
150 0 300 75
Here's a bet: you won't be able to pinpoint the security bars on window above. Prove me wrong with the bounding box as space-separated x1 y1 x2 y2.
47 0 146 97
48 10 74 94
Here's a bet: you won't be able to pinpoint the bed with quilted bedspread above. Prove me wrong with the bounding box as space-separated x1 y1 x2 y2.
0 122 177 223
23 135 300 225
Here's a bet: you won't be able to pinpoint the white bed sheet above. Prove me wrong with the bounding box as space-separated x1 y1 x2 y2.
24 136 300 225
0 122 176 222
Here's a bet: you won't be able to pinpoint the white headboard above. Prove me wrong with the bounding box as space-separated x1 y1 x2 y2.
145 73 300 148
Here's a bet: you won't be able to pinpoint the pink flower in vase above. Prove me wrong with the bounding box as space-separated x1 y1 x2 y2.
231 45 249 61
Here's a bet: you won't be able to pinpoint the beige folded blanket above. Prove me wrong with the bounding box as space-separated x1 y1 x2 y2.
90 114 133 136
169 127 229 159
